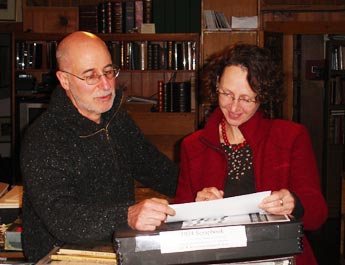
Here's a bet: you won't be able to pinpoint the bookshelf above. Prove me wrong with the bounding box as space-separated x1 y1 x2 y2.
324 39 345 218
324 39 345 264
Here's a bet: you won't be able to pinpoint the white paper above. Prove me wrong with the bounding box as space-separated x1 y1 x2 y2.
160 225 247 253
167 191 270 223
231 16 258 29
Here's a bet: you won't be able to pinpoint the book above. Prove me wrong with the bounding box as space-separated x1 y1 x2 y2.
112 1 123 33
143 0 152 23
135 0 143 31
50 254 116 263
78 5 98 33
172 81 191 112
124 1 135 33
157 80 164 112
203 10 217 31
58 247 116 258
97 2 107 33
47 244 116 264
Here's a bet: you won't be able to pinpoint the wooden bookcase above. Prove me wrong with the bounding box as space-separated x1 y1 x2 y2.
324 39 345 263
201 0 260 63
324 39 345 219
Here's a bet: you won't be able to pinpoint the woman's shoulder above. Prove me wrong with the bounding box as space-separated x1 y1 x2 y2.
271 118 307 134
268 118 310 147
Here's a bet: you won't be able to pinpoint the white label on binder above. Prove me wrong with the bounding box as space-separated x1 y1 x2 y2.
159 225 247 253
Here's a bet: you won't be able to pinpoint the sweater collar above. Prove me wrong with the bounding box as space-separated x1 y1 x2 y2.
48 86 124 136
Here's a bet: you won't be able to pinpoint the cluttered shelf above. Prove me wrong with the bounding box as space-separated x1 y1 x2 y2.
0 184 24 263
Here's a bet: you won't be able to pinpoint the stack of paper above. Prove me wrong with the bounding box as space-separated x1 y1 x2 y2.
231 16 258 29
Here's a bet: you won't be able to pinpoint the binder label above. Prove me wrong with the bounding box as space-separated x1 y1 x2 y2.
159 226 247 253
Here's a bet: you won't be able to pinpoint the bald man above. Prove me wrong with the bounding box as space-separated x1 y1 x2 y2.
20 31 178 262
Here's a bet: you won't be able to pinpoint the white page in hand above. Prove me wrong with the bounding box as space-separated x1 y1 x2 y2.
167 191 271 223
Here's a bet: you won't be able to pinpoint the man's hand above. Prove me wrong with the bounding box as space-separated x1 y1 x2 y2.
195 187 224 202
128 198 175 231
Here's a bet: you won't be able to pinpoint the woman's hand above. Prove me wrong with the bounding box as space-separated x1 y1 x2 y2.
259 189 295 215
195 187 224 202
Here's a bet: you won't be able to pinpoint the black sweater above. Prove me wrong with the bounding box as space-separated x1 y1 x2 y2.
20 87 178 262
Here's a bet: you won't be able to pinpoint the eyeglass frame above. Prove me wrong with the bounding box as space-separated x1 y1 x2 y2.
216 87 258 105
59 64 120 85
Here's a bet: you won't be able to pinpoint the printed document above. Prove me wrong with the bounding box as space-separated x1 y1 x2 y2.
167 191 270 223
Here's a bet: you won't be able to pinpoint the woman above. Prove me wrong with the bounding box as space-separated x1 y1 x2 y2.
174 44 327 265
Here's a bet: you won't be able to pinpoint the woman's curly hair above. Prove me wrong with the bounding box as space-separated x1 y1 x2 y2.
201 43 284 118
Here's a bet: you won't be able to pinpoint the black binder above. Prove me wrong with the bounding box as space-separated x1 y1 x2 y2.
113 218 303 265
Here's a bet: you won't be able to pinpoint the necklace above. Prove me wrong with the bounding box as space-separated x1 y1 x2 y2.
221 117 247 150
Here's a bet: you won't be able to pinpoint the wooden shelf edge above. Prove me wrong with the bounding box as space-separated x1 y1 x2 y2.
14 32 200 42
261 4 345 12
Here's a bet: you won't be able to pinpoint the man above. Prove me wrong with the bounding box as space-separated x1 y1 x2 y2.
20 31 178 262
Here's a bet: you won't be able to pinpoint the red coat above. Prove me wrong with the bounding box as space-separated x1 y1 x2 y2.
174 108 328 265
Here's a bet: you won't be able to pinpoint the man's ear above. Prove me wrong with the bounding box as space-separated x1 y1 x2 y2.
56 71 70 91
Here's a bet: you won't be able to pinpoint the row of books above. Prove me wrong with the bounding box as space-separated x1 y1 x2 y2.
106 41 197 71
329 77 345 105
157 81 191 113
331 45 345 71
15 40 197 72
80 1 147 34
203 10 231 31
16 41 57 70
329 110 345 144
79 0 200 34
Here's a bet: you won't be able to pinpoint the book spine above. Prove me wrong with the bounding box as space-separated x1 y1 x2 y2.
147 42 153 70
124 1 135 33
172 81 191 112
140 41 147 70
98 2 107 33
120 41 125 69
112 1 123 33
167 41 173 70
135 0 143 31
78 5 98 33
152 43 160 70
157 80 164 112
143 0 152 23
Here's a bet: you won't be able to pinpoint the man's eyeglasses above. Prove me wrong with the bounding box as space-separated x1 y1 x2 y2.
60 65 120 85
216 88 257 106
